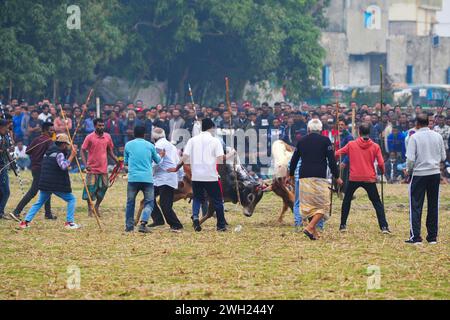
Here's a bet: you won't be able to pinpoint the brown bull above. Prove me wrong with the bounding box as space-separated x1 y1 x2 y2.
136 164 264 225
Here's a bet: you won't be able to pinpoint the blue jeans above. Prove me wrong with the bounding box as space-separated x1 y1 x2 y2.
126 182 154 230
0 169 10 215
25 191 76 222
16 158 31 170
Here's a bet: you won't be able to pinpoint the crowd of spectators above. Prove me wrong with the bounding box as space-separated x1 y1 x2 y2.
1 97 450 183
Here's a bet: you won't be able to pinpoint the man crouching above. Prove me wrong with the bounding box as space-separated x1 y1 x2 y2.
19 134 79 230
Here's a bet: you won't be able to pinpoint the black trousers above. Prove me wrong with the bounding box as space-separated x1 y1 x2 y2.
409 174 440 242
341 181 388 229
341 165 350 194
151 185 183 229
13 169 52 216
192 181 226 229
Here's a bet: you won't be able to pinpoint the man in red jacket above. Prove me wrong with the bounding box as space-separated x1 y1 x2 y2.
335 123 391 234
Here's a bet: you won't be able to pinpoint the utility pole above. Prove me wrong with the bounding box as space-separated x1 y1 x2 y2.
428 15 437 84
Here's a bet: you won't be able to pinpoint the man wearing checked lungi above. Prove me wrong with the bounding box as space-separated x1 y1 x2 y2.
289 119 343 241
81 118 119 217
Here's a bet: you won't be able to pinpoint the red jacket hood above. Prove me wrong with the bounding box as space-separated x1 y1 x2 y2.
356 137 374 150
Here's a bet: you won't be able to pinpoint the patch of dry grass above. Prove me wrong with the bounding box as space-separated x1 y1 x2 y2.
0 172 448 300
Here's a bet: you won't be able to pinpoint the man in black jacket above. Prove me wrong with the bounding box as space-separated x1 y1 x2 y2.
19 134 79 230
10 122 56 221
289 119 343 240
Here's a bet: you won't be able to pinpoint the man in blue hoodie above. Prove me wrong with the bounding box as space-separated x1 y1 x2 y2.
387 126 406 160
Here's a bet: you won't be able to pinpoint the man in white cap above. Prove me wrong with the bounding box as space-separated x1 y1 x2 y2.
149 127 184 232
19 133 80 230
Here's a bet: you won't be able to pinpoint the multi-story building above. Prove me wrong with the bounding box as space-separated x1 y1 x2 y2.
321 0 450 88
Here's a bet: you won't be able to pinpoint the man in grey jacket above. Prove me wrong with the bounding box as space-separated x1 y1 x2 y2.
405 113 446 245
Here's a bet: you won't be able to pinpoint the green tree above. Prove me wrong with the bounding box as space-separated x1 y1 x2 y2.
113 0 329 104
1 0 328 103
0 0 125 101
0 1 50 98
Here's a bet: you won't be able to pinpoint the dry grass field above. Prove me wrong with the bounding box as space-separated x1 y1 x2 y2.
0 172 449 300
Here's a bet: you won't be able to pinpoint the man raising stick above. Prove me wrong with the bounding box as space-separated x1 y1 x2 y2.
81 118 118 217
335 123 391 234
19 134 80 230
10 122 57 221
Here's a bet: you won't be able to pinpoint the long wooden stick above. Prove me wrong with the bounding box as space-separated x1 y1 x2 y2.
335 93 343 200
0 136 54 175
379 65 384 207
59 105 102 231
225 77 241 207
72 88 94 142
188 83 198 121
351 104 356 138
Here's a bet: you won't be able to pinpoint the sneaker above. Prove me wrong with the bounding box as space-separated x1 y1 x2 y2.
9 212 21 222
381 227 392 235
64 222 81 230
138 224 152 234
0 214 11 220
217 227 228 232
427 238 438 245
170 228 182 234
19 221 30 229
193 220 202 232
125 227 134 233
339 225 347 233
405 239 423 245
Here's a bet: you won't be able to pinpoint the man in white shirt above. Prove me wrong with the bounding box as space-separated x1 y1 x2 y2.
14 141 30 170
38 104 53 123
173 118 226 232
192 112 203 137
149 128 183 232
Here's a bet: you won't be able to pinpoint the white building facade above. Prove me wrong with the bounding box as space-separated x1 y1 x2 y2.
321 0 450 88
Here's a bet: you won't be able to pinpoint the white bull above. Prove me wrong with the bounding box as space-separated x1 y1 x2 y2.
269 140 296 223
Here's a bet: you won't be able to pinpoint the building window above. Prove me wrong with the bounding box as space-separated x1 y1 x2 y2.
432 35 440 48
352 55 365 62
322 65 330 87
364 5 381 30
406 65 414 85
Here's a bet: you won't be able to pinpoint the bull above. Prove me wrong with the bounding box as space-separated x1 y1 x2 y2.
267 140 296 223
136 163 264 225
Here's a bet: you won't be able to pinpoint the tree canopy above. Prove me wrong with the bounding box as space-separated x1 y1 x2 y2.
0 0 329 104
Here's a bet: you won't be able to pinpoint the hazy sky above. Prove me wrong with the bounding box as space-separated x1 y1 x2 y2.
436 0 450 36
